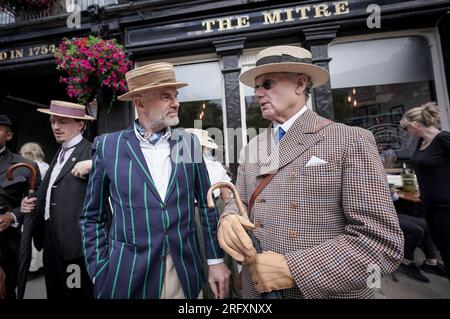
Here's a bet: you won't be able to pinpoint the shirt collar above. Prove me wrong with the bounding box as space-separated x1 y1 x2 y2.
273 105 307 135
62 133 83 149
134 119 171 144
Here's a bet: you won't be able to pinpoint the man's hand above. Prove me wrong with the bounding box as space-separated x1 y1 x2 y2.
71 160 92 179
248 251 295 293
0 214 14 232
218 214 257 262
21 196 37 214
208 263 231 299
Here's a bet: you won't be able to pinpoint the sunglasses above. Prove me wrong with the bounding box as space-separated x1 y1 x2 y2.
254 79 274 93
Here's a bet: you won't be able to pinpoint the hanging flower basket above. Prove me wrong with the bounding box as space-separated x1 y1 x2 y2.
55 35 134 113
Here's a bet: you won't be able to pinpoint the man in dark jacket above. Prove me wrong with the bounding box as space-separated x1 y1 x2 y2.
0 114 41 299
21 102 95 299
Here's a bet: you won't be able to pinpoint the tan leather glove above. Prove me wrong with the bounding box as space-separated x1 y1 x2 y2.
218 214 257 262
248 251 295 293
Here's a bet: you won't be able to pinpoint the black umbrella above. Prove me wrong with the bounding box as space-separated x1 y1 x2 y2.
6 163 37 299
207 181 283 299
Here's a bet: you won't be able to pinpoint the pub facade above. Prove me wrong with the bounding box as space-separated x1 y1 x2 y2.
1 0 449 172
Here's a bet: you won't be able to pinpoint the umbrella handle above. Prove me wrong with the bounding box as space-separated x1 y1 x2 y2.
207 182 284 299
6 163 37 194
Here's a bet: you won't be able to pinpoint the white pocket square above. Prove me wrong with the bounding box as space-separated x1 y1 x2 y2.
305 156 328 167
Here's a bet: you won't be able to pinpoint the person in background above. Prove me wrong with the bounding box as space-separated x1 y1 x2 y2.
0 115 41 299
185 128 232 201
401 102 450 283
186 128 240 298
19 142 49 279
21 101 95 299
390 188 447 282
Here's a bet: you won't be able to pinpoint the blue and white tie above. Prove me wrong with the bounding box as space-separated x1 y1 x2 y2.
275 127 285 144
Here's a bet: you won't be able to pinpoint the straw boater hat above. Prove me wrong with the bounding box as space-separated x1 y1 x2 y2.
240 45 330 88
118 62 188 101
37 101 95 120
185 128 218 149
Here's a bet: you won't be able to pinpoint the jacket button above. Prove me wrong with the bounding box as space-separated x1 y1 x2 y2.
290 202 299 209
288 230 298 238
255 196 261 203
289 173 297 180
254 221 261 228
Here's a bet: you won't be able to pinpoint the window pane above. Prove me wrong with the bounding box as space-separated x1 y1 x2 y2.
329 37 433 89
173 62 224 149
175 62 223 102
330 36 435 169
332 81 433 162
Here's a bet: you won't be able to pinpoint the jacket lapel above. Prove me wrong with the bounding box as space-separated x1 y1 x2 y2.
163 128 182 202
53 139 89 185
258 109 324 176
123 126 163 202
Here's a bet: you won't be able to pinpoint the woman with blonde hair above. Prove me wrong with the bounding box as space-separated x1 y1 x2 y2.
19 142 49 178
401 102 450 283
19 142 49 278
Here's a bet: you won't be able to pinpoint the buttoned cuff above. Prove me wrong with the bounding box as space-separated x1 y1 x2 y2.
8 212 19 228
207 258 224 266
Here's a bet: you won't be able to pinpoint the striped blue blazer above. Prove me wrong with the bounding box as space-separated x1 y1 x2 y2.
80 125 223 299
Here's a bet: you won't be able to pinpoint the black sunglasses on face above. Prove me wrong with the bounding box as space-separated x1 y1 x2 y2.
254 79 274 93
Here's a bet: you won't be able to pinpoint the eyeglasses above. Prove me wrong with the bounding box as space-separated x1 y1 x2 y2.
254 79 274 93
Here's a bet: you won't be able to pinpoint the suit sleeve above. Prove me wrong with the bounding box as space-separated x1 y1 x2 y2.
192 135 223 260
80 135 110 281
285 129 404 298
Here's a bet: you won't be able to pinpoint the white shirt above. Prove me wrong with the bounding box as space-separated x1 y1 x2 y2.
272 105 308 138
45 134 83 221
204 154 231 198
36 160 50 179
134 126 223 266
134 127 172 201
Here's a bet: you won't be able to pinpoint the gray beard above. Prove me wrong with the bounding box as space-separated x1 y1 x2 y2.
164 116 179 127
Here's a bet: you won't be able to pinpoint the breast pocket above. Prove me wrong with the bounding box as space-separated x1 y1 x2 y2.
300 161 340 176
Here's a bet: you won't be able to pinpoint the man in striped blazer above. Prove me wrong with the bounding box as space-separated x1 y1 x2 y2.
80 63 230 299
218 46 404 298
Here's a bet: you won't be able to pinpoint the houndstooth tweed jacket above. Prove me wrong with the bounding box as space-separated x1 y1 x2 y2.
221 109 404 299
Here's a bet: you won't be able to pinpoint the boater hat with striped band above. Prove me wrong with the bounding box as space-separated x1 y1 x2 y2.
118 62 188 101
240 45 330 88
37 101 95 120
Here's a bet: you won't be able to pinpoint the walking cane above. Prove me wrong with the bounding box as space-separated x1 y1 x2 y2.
207 181 283 299
6 162 37 299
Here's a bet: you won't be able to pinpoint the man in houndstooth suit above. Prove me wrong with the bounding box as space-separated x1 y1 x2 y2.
218 46 404 299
